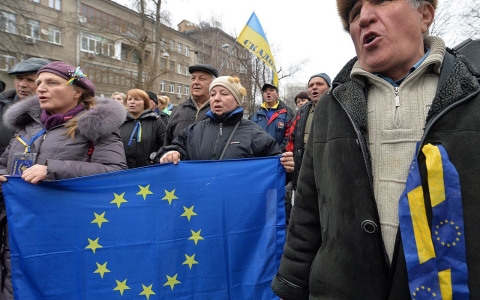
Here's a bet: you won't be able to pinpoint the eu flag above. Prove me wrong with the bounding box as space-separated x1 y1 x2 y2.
2 157 286 299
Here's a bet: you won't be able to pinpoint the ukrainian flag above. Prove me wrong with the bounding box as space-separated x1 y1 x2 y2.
237 12 278 86
399 144 469 299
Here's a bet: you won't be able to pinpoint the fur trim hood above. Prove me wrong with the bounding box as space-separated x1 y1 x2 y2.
3 96 126 141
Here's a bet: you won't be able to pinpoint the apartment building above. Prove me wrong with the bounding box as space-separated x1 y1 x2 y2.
0 0 247 105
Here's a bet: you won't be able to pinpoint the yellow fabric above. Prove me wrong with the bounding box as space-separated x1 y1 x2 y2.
261 101 279 109
423 144 446 207
408 185 436 264
439 269 453 300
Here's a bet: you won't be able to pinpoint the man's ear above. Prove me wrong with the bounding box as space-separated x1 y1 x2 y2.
420 2 435 34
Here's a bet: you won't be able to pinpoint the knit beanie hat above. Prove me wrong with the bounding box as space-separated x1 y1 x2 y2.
209 76 247 106
336 0 438 31
38 61 95 97
308 73 332 87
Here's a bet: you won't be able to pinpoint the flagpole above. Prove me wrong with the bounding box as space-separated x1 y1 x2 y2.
218 40 237 75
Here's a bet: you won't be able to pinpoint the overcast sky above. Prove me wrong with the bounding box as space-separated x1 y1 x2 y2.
116 0 469 89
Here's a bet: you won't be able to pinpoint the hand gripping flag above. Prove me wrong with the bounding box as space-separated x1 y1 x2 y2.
3 157 286 299
237 12 278 87
399 144 469 300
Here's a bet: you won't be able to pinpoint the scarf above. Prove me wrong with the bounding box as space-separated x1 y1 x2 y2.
40 103 85 130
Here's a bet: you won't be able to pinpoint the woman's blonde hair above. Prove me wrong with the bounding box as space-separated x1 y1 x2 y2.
64 85 96 140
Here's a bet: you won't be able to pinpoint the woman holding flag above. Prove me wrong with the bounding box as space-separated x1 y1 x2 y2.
0 61 127 298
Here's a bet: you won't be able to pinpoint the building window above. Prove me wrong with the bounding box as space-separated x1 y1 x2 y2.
184 45 190 56
177 63 182 74
169 83 174 93
81 4 120 32
0 11 16 34
48 0 61 10
48 25 61 44
26 19 40 39
160 58 166 69
177 85 182 95
81 32 114 57
184 86 189 95
169 61 174 71
0 55 16 71
240 64 247 74
160 81 165 92
184 66 188 76
169 40 175 51
177 43 182 54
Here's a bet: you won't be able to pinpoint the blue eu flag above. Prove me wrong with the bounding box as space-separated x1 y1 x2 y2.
3 157 286 299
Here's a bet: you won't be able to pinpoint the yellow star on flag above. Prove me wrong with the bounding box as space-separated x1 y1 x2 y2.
113 279 130 295
163 274 181 290
111 192 128 208
181 205 197 221
94 262 110 278
91 212 109 228
85 237 102 254
182 254 199 269
139 284 156 299
162 189 178 205
189 229 204 245
137 184 153 200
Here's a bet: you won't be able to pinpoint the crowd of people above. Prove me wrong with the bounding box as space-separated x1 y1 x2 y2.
0 0 480 298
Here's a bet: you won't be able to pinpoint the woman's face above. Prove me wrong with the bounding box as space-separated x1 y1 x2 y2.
126 94 146 117
112 95 125 106
36 72 81 115
209 86 238 115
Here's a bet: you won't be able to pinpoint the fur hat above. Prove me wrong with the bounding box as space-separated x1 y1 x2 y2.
38 61 95 96
209 76 247 106
336 0 438 31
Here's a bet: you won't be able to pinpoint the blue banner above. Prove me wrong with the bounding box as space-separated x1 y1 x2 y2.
399 144 469 299
3 157 286 299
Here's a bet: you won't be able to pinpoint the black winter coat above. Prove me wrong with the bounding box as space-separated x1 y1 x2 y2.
288 101 313 190
164 97 209 146
0 90 17 155
160 108 281 160
272 50 480 299
120 110 166 168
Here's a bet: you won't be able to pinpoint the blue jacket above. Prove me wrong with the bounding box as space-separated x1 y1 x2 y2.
248 100 294 150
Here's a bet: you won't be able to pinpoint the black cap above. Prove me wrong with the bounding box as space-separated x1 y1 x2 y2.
146 91 158 104
188 64 219 77
262 83 278 92
8 57 50 76
0 81 5 93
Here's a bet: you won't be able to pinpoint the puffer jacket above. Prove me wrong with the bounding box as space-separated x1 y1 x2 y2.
164 97 210 146
271 49 480 299
248 100 294 150
159 108 281 160
0 95 127 299
0 96 127 178
119 110 165 168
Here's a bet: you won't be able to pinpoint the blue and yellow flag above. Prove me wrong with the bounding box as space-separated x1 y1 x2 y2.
399 144 469 300
237 12 278 87
3 157 286 299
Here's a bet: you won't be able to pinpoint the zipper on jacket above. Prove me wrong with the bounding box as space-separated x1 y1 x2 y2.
394 87 400 128
211 123 222 159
